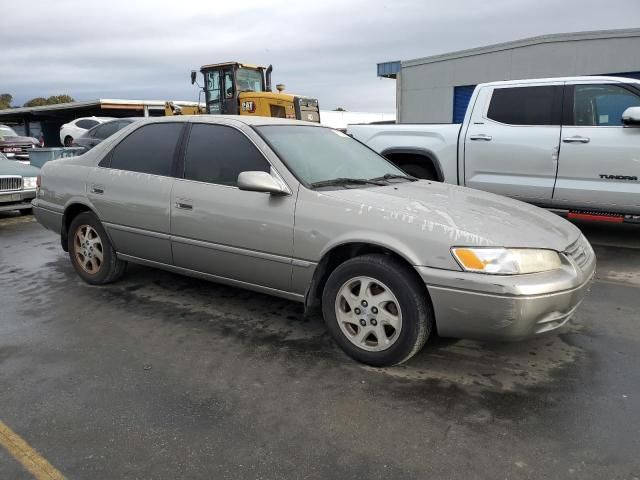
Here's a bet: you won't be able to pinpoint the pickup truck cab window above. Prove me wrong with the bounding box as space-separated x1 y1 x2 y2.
487 86 563 126
570 84 640 126
107 123 183 176
184 124 270 186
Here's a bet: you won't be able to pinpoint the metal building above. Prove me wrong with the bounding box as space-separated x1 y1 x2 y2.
377 29 640 123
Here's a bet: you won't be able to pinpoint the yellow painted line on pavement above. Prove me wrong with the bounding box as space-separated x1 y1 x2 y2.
0 420 65 480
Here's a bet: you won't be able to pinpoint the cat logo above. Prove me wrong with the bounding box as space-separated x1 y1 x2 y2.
241 101 256 113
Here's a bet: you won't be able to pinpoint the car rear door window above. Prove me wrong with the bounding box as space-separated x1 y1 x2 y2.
107 123 183 176
93 122 120 139
487 86 562 125
76 119 99 129
184 124 270 186
569 84 640 126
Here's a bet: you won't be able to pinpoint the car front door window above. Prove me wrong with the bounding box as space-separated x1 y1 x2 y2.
183 124 270 186
571 84 640 126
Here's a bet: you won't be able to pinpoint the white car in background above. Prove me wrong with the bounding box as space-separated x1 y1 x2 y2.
59 117 113 146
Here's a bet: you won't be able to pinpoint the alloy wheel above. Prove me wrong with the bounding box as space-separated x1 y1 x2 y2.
73 225 104 275
335 276 402 352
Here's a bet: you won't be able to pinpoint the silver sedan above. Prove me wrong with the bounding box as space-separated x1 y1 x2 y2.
32 116 595 366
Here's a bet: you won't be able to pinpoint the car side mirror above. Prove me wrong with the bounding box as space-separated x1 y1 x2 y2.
237 171 288 195
622 106 640 127
190 70 197 85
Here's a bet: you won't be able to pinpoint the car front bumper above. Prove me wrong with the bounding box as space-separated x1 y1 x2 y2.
0 190 36 212
417 246 596 341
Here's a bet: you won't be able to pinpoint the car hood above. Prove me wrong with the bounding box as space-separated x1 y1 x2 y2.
0 158 40 176
0 135 38 145
319 181 581 252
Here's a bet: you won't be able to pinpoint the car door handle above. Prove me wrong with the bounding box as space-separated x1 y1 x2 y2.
90 184 104 194
469 134 492 141
562 136 590 144
175 199 193 210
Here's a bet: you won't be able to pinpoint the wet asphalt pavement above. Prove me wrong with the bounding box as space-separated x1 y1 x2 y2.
1 214 639 479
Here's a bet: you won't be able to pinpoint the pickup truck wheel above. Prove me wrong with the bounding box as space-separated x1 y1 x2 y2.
68 212 126 285
63 136 73 147
322 254 432 367
401 164 436 181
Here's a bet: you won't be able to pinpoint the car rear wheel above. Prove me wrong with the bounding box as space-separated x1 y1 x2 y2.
68 212 126 285
63 136 73 147
322 253 433 367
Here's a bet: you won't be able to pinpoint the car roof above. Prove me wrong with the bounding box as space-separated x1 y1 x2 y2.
127 115 323 128
95 117 138 124
478 75 640 88
75 116 114 122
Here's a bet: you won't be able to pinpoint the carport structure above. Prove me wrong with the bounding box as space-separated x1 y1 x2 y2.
0 99 202 147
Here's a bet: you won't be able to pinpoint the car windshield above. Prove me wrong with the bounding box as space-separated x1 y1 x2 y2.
256 125 407 187
0 126 18 138
236 67 264 92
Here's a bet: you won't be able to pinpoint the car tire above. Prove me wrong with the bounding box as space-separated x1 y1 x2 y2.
401 163 437 181
19 208 32 216
68 211 126 285
322 253 433 367
64 136 73 147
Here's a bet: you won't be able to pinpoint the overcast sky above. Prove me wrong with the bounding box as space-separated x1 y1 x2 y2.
2 0 639 112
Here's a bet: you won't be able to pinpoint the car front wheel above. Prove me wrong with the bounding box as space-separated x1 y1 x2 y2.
322 253 433 367
68 212 126 285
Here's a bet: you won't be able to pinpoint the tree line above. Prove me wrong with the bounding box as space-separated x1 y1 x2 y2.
0 93 75 110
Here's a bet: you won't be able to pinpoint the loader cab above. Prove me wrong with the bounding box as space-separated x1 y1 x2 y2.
197 62 271 115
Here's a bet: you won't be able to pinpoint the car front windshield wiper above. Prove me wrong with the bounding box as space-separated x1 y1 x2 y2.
309 177 387 189
368 173 418 182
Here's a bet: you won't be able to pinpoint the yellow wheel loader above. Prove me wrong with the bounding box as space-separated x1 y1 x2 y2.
168 62 320 122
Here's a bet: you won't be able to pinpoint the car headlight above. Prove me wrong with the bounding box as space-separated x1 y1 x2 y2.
451 247 562 275
23 176 37 189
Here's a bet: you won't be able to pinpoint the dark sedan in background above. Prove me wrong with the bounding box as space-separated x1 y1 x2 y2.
72 118 137 152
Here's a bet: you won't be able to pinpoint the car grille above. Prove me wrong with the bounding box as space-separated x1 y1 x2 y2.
564 235 592 270
0 176 22 192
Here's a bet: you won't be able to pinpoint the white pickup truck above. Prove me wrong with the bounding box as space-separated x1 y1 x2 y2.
348 76 640 223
